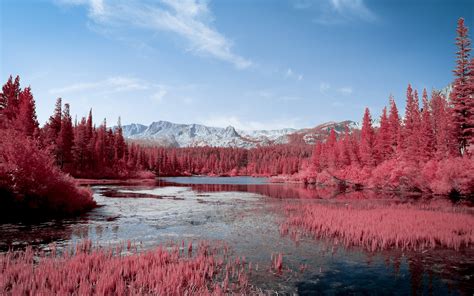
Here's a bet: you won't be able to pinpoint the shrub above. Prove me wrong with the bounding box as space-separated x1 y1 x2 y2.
0 129 95 218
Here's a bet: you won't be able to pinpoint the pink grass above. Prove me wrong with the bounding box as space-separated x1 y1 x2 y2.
0 240 251 295
281 202 474 251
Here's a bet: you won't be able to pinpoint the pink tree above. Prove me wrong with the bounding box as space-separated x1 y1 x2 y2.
401 85 421 162
16 86 39 137
58 103 75 169
388 95 401 153
0 75 20 122
431 92 458 158
450 17 472 153
419 89 435 161
359 108 376 167
375 107 391 163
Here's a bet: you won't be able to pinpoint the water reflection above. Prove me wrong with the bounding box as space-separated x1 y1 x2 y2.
0 177 472 294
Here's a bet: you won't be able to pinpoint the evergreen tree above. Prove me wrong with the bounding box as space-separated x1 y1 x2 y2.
16 86 39 137
431 92 458 158
115 117 126 161
0 75 21 123
45 98 62 141
467 57 474 147
419 89 435 161
72 117 88 173
326 129 339 168
360 108 375 166
401 85 421 161
375 107 391 162
58 103 74 169
388 95 401 152
450 17 472 153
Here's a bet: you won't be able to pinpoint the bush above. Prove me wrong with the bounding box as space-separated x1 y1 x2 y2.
0 130 96 218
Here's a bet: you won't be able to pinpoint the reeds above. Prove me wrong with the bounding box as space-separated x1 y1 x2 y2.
281 202 474 251
0 240 251 295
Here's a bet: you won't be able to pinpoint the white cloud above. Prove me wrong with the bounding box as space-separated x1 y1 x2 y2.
56 0 252 69
319 82 331 93
338 87 353 95
90 0 105 16
49 76 150 94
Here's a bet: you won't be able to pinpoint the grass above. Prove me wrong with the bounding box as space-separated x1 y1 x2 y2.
280 201 474 251
0 240 252 295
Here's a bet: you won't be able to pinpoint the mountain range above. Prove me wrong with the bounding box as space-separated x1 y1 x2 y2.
121 120 359 148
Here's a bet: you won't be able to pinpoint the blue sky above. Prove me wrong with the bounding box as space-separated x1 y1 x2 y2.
1 0 472 130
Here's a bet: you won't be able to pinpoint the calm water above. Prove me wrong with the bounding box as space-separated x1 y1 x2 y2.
0 177 473 295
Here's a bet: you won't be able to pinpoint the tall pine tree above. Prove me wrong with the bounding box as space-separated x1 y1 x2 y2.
359 108 375 167
16 86 39 137
419 89 435 161
58 103 74 169
450 17 472 153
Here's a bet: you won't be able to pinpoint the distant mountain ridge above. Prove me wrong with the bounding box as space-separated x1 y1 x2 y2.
121 120 359 148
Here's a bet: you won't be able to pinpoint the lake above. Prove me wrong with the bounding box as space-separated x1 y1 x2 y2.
0 176 472 295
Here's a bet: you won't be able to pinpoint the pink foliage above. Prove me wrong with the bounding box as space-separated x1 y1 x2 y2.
423 157 474 195
281 202 474 251
0 241 252 295
0 129 95 216
292 19 474 196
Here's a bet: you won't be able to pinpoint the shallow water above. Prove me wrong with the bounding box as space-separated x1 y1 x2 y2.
0 177 473 295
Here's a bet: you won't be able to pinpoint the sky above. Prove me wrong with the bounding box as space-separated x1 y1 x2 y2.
1 0 473 130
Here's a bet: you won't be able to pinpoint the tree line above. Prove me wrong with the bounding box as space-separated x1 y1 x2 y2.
301 18 473 195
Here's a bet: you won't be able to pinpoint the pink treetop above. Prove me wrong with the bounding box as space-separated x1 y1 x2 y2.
360 107 375 167
16 86 39 137
388 95 401 152
375 107 391 163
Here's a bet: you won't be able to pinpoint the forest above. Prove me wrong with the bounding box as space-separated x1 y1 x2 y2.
0 18 473 218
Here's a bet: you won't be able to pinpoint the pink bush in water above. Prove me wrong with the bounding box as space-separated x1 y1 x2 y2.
281 202 474 251
0 240 251 295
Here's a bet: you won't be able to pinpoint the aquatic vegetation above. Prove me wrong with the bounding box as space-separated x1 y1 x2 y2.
271 252 284 273
281 202 474 251
0 240 251 295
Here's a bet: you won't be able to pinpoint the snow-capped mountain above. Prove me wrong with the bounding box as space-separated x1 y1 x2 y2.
121 120 358 148
122 121 265 148
288 120 360 145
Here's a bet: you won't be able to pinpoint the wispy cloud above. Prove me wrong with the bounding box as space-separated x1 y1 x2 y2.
319 82 331 93
56 0 252 69
338 86 353 95
49 76 151 94
49 75 203 107
150 88 168 103
285 68 304 81
329 0 376 22
293 0 376 25
319 82 353 96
